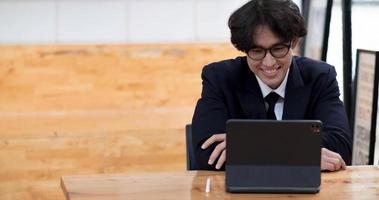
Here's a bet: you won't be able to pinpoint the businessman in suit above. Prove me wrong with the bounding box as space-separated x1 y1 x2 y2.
192 0 352 171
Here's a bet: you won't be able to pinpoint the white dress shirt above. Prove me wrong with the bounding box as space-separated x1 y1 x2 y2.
254 69 289 120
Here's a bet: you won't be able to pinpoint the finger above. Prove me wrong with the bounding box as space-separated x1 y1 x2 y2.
326 151 346 170
329 151 346 170
208 141 226 165
330 157 341 171
337 154 346 170
201 134 226 149
323 156 342 171
215 150 226 169
321 161 336 171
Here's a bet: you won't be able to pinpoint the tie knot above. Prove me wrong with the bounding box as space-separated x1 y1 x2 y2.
265 92 280 105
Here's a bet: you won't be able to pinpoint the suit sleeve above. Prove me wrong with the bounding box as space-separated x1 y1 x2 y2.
312 66 352 164
191 65 228 170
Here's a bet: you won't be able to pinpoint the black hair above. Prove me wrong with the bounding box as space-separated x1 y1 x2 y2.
228 0 307 53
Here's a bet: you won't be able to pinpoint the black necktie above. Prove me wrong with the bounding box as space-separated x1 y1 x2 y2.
265 92 280 120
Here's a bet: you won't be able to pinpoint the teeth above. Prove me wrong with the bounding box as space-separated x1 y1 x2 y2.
263 68 277 74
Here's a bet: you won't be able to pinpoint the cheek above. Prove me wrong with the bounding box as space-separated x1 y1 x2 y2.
250 64 261 74
278 56 292 69
247 60 260 73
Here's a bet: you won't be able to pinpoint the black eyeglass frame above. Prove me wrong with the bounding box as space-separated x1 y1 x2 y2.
247 41 292 61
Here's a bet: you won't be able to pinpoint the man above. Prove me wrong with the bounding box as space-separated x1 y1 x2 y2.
192 0 352 171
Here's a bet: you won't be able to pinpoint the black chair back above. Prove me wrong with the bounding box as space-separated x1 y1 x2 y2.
185 124 198 170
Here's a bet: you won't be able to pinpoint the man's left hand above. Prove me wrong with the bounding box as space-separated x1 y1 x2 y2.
321 148 346 171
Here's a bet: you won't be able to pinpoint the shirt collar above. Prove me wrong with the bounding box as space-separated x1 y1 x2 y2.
255 68 289 99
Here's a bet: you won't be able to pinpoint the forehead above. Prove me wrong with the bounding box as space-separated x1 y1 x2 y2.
252 25 283 47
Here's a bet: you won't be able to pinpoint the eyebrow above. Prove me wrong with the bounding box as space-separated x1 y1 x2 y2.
251 42 288 49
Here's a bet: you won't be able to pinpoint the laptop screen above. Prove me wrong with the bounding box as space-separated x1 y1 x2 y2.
226 120 321 166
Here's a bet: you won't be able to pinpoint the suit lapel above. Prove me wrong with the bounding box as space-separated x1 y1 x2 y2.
237 62 266 119
283 58 311 119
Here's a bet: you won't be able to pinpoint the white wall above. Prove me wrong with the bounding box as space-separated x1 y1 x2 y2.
0 0 303 44
0 0 251 44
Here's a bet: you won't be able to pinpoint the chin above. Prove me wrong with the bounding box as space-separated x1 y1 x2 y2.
266 80 280 89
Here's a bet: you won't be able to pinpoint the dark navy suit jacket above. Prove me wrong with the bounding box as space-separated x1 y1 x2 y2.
191 56 352 170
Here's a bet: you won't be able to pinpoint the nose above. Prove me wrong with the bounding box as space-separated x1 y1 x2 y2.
262 51 276 66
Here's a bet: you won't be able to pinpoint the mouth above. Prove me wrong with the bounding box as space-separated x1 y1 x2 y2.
261 66 281 77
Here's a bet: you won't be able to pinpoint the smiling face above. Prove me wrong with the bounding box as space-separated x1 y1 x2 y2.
247 25 298 89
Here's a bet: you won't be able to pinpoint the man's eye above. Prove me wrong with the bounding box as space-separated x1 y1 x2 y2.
272 46 286 51
251 49 265 53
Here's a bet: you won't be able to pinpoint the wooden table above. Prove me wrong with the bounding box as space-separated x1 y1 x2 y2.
61 166 379 200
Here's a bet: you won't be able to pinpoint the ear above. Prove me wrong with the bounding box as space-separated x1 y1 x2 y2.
291 38 300 48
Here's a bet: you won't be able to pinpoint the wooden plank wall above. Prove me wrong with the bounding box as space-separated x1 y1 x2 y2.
0 44 241 200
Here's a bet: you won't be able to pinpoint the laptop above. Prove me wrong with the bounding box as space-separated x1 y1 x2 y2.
225 119 322 193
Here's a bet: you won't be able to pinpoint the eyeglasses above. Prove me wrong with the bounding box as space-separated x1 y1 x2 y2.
247 42 292 61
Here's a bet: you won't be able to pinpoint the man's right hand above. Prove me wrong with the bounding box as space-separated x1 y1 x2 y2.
201 133 226 169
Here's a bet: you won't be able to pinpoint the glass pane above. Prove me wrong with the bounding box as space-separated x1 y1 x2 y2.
326 0 344 99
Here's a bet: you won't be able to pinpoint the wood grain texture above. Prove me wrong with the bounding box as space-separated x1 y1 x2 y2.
61 166 379 200
0 44 242 200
